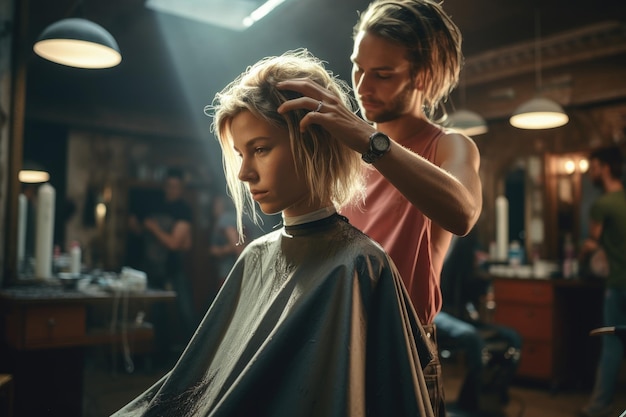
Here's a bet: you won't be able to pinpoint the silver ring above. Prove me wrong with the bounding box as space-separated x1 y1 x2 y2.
314 100 323 112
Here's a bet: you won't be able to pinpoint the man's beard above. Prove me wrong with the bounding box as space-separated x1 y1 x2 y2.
360 82 416 124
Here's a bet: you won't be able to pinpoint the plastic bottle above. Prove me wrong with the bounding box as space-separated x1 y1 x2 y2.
70 241 81 276
562 233 575 279
508 240 523 267
35 183 55 280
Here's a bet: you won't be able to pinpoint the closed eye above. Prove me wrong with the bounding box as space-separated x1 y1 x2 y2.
352 65 393 80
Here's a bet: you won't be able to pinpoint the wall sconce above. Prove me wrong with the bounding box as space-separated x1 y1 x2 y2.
557 156 588 175
33 17 121 69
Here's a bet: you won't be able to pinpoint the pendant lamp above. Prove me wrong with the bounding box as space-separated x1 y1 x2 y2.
33 18 121 69
446 71 488 136
510 97 568 129
510 11 568 129
447 109 488 136
19 161 50 183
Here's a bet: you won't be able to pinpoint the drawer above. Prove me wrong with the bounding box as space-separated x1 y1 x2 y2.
493 279 554 305
517 340 553 380
494 304 553 340
22 306 86 349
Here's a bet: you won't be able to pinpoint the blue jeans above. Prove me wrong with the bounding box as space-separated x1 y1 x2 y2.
434 311 522 410
586 287 626 411
435 312 484 410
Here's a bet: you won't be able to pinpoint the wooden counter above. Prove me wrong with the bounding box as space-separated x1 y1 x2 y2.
0 282 176 416
491 277 604 391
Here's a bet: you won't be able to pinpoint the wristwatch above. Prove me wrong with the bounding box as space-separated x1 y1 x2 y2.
362 132 391 164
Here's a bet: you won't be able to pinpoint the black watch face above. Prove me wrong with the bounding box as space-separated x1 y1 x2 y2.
372 134 389 152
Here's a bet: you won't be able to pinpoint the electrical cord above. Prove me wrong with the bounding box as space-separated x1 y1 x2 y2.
109 280 135 374
121 286 134 373
110 284 120 372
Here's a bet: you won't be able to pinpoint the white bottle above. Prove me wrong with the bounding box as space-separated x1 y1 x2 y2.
562 233 575 279
35 183 55 280
508 240 522 267
70 241 81 276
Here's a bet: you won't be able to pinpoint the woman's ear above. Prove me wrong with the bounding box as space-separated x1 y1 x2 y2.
413 72 426 90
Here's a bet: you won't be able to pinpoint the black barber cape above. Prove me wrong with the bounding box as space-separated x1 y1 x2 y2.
112 214 435 417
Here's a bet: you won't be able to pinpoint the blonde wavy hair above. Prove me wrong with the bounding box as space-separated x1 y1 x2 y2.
354 0 463 118
206 49 365 241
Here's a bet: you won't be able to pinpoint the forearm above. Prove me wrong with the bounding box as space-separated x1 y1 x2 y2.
374 141 481 235
579 237 600 260
272 79 481 233
149 227 179 251
146 221 191 251
580 220 603 259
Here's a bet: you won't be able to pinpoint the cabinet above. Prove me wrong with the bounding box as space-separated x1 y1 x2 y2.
0 285 175 416
492 277 603 389
7 305 86 350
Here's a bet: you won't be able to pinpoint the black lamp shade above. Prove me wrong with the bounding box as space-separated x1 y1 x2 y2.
33 18 122 69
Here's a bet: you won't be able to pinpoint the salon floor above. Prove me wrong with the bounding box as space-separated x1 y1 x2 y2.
82 348 626 417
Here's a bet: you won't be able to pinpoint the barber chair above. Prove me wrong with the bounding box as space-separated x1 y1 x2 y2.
589 325 626 348
589 326 626 417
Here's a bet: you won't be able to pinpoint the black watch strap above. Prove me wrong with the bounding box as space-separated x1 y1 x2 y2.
362 132 391 164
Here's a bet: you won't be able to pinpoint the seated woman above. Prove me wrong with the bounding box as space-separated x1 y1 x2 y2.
112 49 434 417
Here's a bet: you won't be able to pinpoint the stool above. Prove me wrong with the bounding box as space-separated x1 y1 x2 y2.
0 374 14 417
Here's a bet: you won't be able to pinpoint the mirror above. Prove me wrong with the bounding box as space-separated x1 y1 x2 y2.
499 151 608 265
544 151 603 261
499 154 545 264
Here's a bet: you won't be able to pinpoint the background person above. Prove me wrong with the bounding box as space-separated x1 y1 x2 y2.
127 167 198 365
578 145 626 417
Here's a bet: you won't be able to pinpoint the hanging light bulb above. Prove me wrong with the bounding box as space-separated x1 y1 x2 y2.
34 18 121 69
510 10 568 129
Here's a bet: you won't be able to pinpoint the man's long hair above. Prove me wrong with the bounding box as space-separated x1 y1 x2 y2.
354 0 463 118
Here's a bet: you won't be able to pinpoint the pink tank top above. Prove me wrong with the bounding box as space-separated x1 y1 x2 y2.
342 125 444 324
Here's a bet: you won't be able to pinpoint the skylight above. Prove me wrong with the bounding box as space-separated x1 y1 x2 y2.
146 0 289 31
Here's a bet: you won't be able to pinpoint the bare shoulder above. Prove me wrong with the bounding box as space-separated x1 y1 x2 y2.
435 129 480 169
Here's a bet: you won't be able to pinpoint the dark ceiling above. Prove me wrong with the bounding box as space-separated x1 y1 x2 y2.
16 0 626 139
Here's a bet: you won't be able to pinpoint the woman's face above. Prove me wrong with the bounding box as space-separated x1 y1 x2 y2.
230 110 319 217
